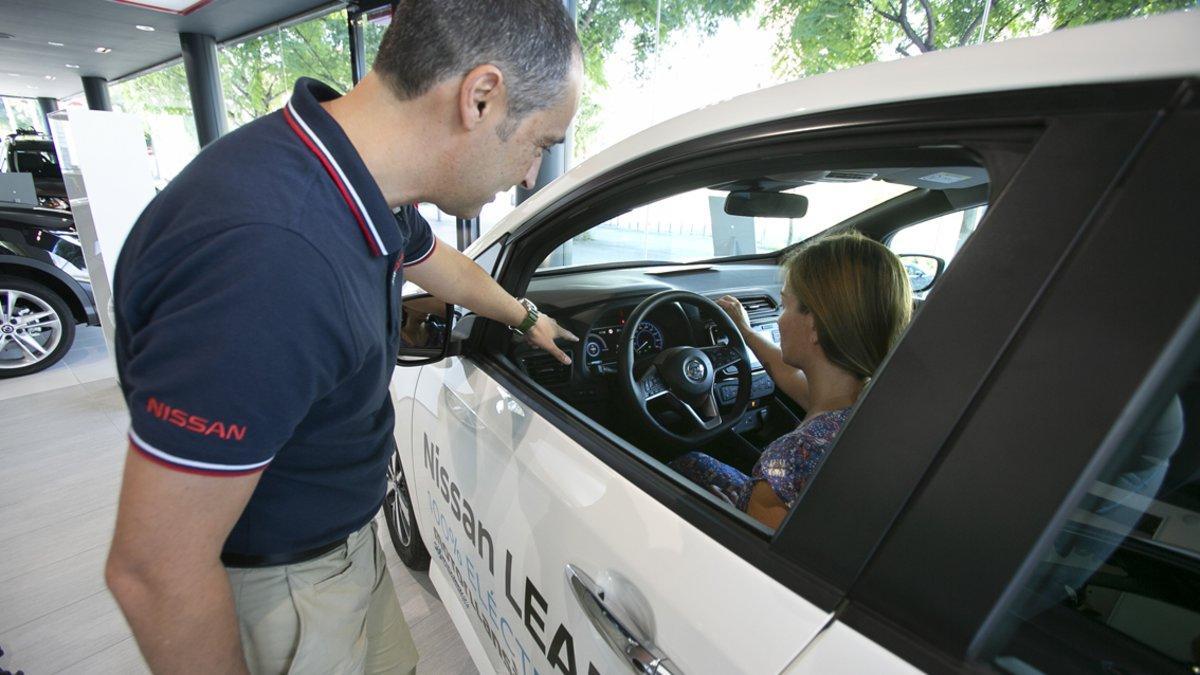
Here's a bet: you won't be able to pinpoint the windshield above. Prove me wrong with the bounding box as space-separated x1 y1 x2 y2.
10 143 61 179
540 179 913 270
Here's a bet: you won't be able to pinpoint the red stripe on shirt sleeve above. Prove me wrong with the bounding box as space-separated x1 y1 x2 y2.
128 441 271 478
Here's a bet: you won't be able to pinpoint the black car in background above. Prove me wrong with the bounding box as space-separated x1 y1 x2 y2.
1 130 70 211
0 203 98 377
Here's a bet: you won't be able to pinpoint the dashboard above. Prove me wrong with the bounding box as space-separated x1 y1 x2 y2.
578 302 691 375
513 262 786 409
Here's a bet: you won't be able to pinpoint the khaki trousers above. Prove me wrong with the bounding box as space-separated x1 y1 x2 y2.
226 520 419 675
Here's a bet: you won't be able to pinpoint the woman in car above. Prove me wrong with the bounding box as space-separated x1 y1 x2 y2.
671 233 912 528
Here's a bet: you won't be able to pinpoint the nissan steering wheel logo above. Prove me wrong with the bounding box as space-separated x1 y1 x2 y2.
684 358 706 382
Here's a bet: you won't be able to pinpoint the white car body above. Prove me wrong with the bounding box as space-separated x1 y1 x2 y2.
390 12 1200 675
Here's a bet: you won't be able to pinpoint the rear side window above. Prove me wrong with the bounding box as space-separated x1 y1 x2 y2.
990 364 1200 673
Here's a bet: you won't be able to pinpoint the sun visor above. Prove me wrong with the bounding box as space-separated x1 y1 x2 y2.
878 166 989 190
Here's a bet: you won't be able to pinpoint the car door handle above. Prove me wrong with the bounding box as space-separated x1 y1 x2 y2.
565 564 682 675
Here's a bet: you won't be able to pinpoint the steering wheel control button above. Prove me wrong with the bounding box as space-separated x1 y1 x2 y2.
642 376 664 397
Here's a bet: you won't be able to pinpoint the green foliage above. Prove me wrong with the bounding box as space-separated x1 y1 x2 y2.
766 0 1193 77
114 11 352 130
99 0 1190 161
221 11 351 127
574 0 755 154
0 97 45 136
110 62 191 118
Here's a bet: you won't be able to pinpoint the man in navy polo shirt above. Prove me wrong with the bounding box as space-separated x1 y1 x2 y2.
104 1 581 672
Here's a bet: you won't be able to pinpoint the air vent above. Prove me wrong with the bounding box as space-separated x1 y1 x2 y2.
738 296 777 318
522 353 570 387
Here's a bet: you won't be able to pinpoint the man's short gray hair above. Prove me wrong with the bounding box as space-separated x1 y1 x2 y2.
373 0 580 136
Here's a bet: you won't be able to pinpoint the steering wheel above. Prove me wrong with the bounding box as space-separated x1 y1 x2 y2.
618 290 753 446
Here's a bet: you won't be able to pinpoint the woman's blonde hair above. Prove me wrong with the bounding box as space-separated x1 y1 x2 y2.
782 233 912 380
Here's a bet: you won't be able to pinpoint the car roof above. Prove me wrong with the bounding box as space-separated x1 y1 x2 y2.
466 10 1200 257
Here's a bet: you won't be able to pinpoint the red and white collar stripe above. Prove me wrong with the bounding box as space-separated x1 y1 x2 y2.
283 100 389 256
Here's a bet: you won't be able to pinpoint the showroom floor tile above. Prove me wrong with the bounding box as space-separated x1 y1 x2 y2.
0 373 476 674
0 327 117 403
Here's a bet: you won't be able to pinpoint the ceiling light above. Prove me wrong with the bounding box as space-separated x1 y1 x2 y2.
95 46 112 54
135 25 156 31
7 73 20 77
109 1 210 16
45 75 56 80
48 41 65 47
65 64 80 69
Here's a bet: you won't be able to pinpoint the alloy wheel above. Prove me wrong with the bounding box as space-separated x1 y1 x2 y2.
0 288 64 371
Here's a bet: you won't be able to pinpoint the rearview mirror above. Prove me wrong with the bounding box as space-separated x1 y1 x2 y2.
724 190 809 219
898 254 945 294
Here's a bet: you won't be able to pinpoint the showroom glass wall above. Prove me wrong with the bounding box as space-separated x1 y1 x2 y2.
110 61 199 187
0 96 48 136
64 0 1192 250
219 10 352 130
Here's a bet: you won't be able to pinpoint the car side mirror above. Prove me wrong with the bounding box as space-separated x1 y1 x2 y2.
397 298 462 366
898 254 945 294
724 190 808 219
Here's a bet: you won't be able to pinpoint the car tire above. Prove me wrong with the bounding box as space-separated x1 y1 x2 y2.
383 447 431 571
0 276 76 379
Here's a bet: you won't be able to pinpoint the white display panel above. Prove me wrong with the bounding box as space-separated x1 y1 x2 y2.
49 109 157 366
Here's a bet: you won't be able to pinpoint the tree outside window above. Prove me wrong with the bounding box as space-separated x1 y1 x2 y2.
0 97 46 136
220 10 353 129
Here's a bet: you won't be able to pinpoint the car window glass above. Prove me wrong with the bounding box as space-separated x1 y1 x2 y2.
520 160 990 537
990 364 1200 673
539 179 913 270
887 205 986 296
13 148 60 179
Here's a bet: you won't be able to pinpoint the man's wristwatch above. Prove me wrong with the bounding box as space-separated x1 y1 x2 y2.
509 298 540 336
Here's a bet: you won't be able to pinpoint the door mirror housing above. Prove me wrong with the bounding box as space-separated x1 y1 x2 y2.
898 254 945 293
397 298 464 366
724 190 809 219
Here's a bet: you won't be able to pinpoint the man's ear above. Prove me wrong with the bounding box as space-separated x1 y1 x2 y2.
458 64 505 131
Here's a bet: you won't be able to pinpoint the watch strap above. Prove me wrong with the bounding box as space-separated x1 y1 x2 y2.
513 298 539 335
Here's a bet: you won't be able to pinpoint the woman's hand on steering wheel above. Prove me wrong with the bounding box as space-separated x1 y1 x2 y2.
716 295 751 334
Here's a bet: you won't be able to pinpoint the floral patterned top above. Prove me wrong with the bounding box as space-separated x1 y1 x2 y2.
669 407 851 511
749 407 850 508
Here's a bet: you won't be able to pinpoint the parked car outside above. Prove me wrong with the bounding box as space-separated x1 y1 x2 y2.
0 203 98 377
383 13 1199 675
1 130 70 211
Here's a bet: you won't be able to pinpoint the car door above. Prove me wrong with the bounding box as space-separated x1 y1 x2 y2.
408 354 834 675
401 125 1006 674
395 79 1188 675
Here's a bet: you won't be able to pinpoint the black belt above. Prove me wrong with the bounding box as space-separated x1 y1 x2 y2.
221 537 346 568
